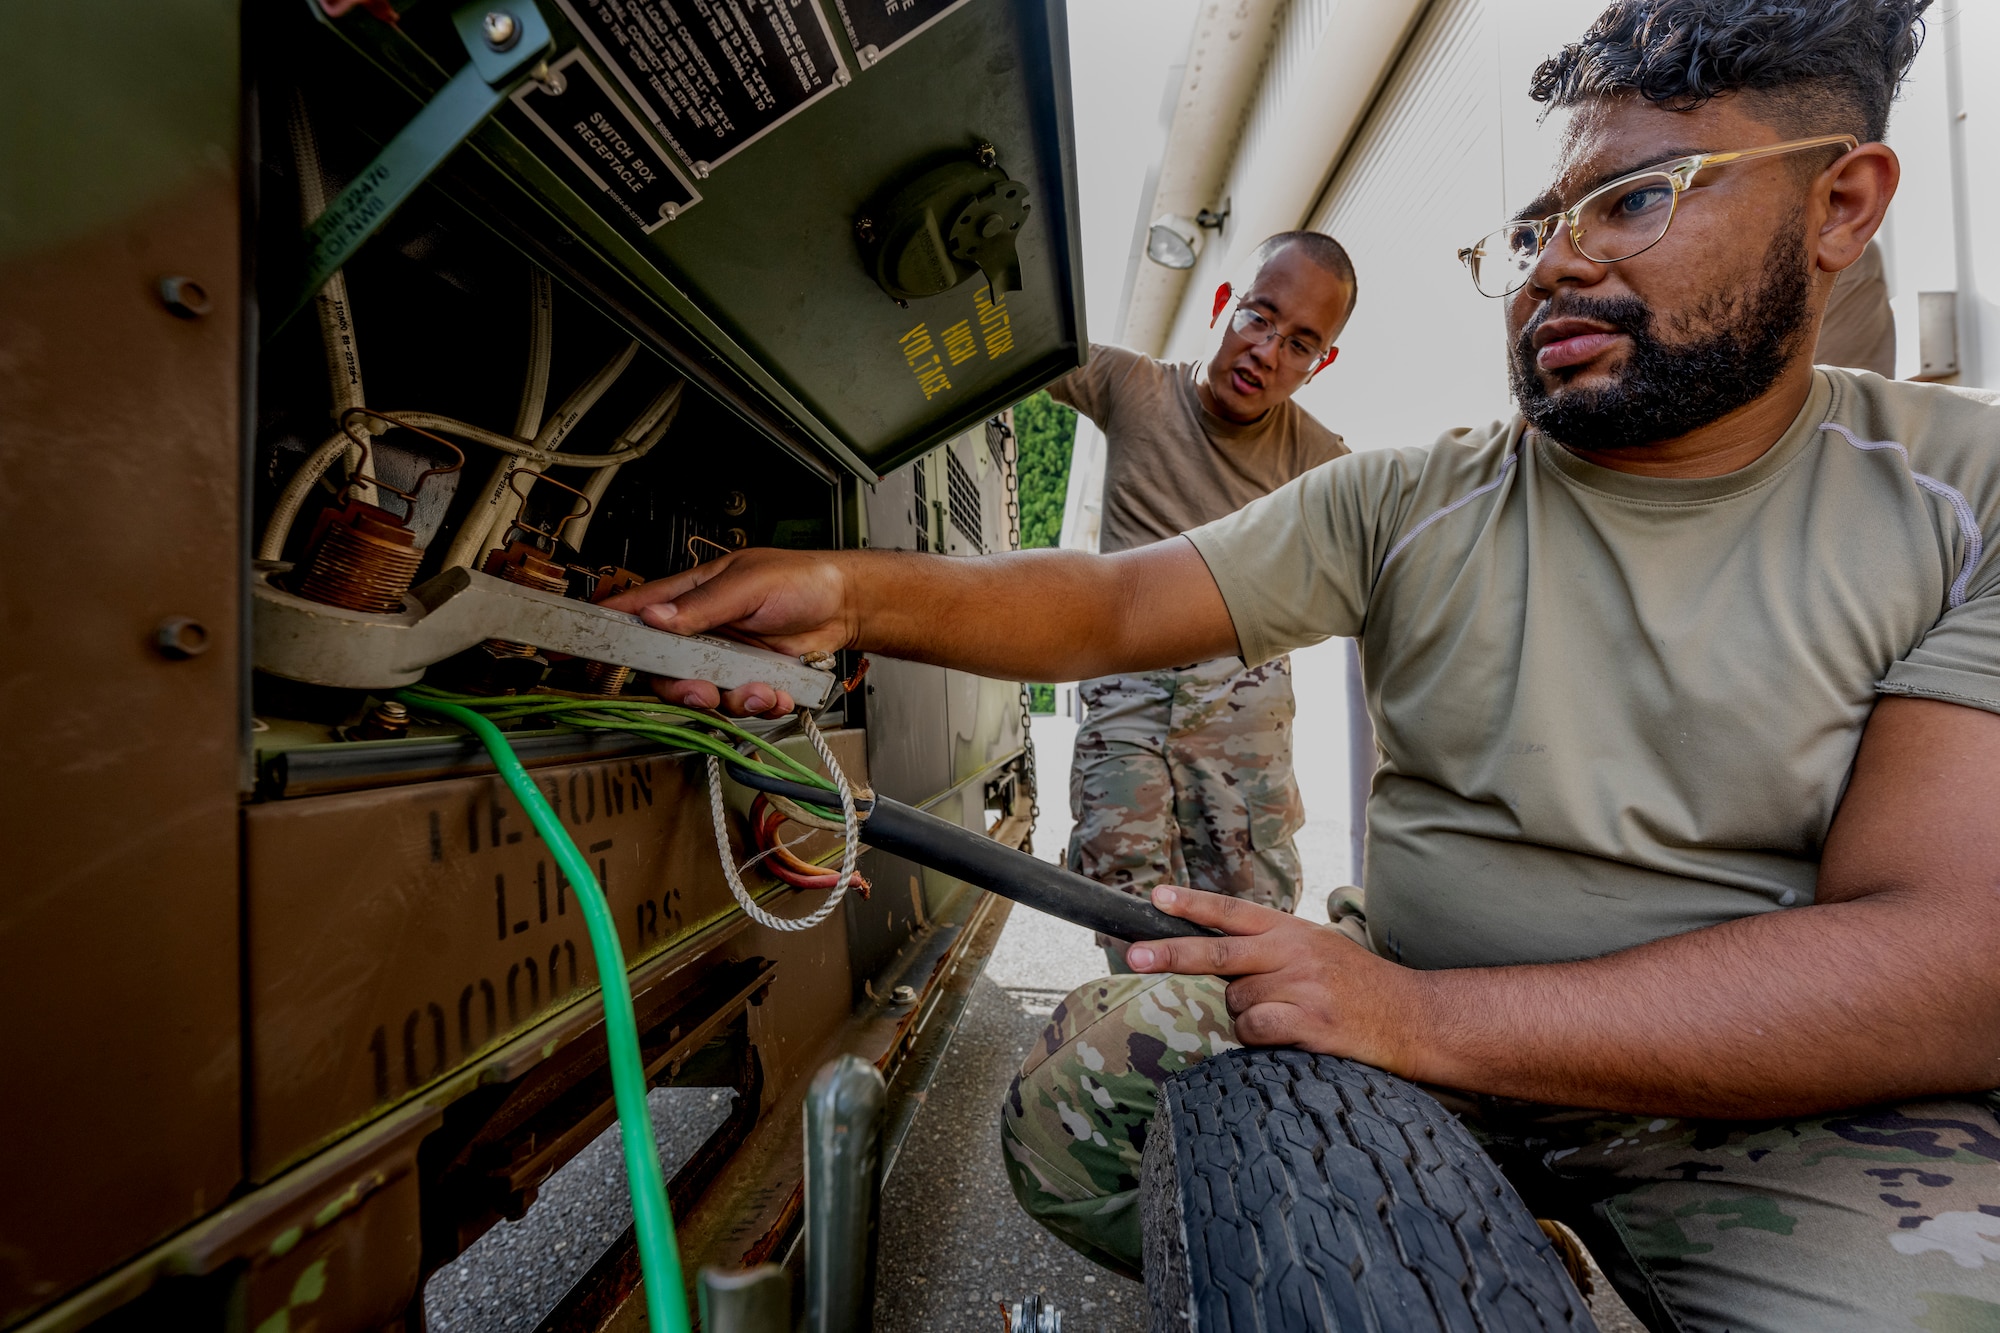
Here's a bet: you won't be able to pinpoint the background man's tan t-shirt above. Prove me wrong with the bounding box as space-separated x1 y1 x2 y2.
1814 239 1896 378
1049 344 1346 553
1187 369 2000 970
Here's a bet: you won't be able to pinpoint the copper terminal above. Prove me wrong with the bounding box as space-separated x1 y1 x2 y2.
293 500 425 613
480 539 572 659
291 413 467 614
579 566 646 695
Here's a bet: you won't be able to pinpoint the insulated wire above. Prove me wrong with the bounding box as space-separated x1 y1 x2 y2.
371 412 666 469
397 692 694 1333
447 269 557 571
704 709 861 933
469 341 640 566
404 687 860 896
258 429 356 561
287 89 377 507
399 688 835 789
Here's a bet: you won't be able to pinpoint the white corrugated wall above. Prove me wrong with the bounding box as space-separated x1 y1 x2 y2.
1289 0 1511 453
1155 0 1430 363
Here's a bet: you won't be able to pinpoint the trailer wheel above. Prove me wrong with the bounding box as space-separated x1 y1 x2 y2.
1141 1048 1599 1333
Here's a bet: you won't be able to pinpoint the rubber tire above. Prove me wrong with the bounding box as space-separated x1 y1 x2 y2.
1141 1048 1599 1333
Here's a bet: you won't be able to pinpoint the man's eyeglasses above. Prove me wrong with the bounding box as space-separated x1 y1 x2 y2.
1457 133 1859 298
1228 303 1333 372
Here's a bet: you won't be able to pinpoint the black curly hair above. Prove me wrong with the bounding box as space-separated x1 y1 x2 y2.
1531 0 1930 143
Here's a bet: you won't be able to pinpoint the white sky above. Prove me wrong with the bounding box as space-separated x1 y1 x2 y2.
1064 0 1200 341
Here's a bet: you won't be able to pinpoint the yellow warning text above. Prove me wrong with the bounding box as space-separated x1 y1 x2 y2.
940 319 978 365
975 289 1014 359
899 324 953 400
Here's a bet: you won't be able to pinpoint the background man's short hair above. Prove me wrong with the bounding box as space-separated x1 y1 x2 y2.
1253 230 1359 311
1531 0 1929 144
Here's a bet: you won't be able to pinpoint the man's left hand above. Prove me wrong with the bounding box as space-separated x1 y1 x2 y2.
1126 885 1419 1074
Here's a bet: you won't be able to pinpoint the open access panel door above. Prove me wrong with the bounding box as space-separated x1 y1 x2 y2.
304 0 1086 479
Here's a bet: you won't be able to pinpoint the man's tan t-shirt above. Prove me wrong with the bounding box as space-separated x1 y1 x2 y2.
1049 344 1347 553
1187 369 2000 970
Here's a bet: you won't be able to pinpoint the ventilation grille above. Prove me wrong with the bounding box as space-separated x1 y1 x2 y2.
946 448 983 553
911 460 930 552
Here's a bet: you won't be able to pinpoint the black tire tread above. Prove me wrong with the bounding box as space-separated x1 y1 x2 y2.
1142 1048 1598 1333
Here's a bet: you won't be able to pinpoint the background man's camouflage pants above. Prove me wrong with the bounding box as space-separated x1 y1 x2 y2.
1001 973 2000 1332
1068 657 1305 965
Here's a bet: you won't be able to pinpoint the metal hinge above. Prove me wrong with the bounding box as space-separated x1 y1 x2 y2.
283 0 554 327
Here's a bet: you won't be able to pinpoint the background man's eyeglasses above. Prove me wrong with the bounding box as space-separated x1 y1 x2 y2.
1229 304 1333 371
1456 133 1858 299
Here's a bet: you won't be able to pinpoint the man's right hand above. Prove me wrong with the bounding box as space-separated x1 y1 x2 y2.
600 548 855 715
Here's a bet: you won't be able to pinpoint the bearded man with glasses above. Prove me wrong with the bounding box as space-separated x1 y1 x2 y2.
612 1 2000 1322
1042 231 1357 973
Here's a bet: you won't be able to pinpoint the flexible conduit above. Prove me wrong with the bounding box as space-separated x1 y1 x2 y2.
399 692 694 1333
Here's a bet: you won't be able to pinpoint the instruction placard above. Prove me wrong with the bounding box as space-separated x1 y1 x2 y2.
554 0 850 177
831 0 973 69
512 50 701 233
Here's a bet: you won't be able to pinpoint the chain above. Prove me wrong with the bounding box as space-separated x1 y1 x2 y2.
991 415 1041 839
705 711 862 932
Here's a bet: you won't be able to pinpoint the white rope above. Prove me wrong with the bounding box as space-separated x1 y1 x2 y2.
707 711 862 932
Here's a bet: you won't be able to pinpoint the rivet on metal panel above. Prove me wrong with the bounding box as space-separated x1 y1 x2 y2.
530 59 565 95
482 10 520 50
158 275 212 319
154 616 211 658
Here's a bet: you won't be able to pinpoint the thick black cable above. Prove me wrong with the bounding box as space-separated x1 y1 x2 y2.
724 765 1221 943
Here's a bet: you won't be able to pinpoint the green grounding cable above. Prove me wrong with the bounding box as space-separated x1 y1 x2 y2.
398 690 703 1333
403 686 836 790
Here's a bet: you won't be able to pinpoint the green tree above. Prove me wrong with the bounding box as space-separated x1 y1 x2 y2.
1012 390 1075 550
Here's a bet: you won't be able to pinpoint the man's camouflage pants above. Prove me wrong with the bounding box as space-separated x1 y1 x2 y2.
1068 657 1304 947
1001 972 2000 1332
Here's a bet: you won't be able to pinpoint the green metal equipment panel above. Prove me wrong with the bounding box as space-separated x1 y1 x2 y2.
299 0 1085 479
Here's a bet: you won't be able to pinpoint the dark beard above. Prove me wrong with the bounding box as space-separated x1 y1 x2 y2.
1509 225 1814 451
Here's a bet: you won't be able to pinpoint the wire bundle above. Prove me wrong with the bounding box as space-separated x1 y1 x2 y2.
749 794 873 894
398 687 868 932
399 686 841 792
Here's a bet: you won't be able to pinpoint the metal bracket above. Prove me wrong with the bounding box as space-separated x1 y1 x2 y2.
251 565 837 707
286 0 554 324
